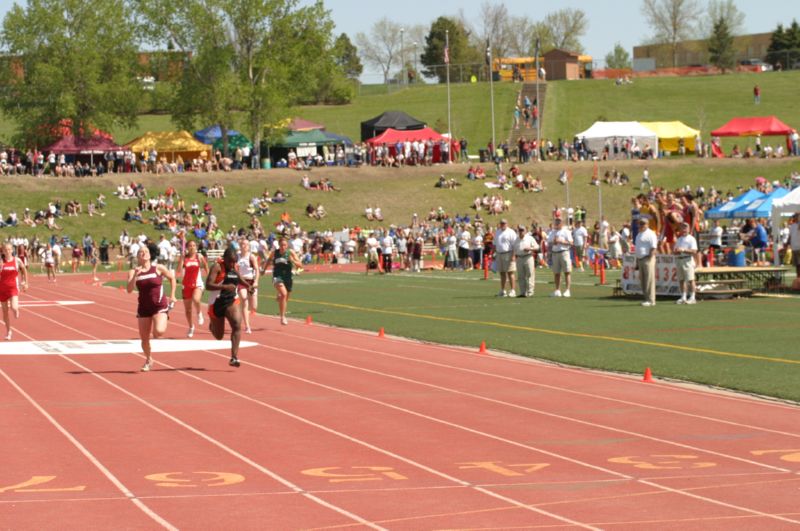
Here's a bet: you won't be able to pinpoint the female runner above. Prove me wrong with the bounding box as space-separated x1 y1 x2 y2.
127 246 176 372
43 243 56 282
176 240 208 338
236 237 259 334
264 237 303 325
1 243 28 340
205 245 254 367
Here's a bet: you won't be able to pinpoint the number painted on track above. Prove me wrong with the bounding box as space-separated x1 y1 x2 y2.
751 449 800 463
301 466 407 483
0 476 86 493
608 454 716 470
457 461 550 477
144 471 245 488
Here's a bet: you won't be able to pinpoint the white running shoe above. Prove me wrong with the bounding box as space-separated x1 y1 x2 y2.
198 313 204 326
507 289 516 298
676 298 686 305
687 298 697 305
245 327 252 334
5 331 11 340
281 317 288 325
562 289 571 298
187 325 194 338
551 290 562 297
497 290 507 297
141 360 152 372
641 301 654 307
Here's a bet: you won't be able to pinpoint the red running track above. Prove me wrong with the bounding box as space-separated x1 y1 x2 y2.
1 273 799 529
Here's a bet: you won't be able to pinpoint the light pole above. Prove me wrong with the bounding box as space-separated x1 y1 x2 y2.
413 42 417 83
400 28 404 85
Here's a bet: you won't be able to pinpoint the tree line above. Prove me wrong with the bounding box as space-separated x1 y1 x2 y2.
0 0 363 151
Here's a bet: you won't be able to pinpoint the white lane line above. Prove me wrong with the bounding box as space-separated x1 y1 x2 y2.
26 287 601 529
0 327 177 530
35 283 800 525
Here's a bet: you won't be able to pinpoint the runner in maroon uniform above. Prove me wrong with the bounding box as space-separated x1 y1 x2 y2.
0 243 28 340
127 246 176 371
176 240 208 338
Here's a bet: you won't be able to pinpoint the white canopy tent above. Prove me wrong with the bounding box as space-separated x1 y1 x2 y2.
575 121 659 157
770 186 800 265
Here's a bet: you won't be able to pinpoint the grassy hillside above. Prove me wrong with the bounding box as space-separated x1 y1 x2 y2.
1 157 795 245
298 82 519 146
544 70 800 152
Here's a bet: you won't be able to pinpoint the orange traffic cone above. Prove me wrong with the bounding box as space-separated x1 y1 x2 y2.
643 367 653 383
479 341 487 354
599 258 606 285
378 327 385 338
305 315 312 325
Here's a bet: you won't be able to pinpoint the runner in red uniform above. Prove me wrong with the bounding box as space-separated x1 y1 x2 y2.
127 246 176 371
0 243 28 340
176 240 208 338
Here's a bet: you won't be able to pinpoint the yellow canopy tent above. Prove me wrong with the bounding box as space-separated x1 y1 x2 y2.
125 131 212 162
640 121 700 153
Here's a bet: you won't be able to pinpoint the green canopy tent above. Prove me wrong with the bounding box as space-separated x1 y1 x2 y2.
278 129 336 147
212 133 252 151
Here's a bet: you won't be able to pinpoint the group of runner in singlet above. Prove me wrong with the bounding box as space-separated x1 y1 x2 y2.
4 234 301 372
129 236 302 372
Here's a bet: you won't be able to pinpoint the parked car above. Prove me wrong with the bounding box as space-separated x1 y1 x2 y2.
739 59 773 72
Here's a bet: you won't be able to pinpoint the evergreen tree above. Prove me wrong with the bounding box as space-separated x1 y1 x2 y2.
420 17 478 83
766 20 800 69
707 17 735 72
333 33 363 80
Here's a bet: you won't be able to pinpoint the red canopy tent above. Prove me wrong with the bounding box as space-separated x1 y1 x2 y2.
366 127 443 145
366 127 446 163
44 134 121 155
711 116 794 137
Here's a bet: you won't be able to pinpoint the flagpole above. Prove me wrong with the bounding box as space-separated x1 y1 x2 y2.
446 30 452 163
488 40 496 159
535 38 541 162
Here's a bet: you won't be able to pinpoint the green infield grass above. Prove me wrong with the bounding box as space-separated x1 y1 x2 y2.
253 267 800 403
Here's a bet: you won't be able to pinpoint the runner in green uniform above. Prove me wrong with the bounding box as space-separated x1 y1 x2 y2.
264 237 303 325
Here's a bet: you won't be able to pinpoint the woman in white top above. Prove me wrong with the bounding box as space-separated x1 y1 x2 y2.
607 226 623 268
237 237 260 334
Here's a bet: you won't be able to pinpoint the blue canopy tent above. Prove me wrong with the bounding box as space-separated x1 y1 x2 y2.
731 187 789 219
194 125 244 145
323 131 353 145
705 189 765 219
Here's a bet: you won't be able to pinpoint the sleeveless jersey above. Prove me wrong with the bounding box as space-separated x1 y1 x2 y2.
135 265 167 317
237 253 256 280
273 250 292 281
182 256 204 288
0 259 19 299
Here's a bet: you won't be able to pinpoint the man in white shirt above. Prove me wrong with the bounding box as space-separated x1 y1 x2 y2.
572 220 588 271
634 217 659 306
674 222 698 304
380 232 394 273
493 219 518 297
788 215 800 277
458 226 471 269
547 218 573 297
365 233 380 274
514 225 540 297
708 219 724 265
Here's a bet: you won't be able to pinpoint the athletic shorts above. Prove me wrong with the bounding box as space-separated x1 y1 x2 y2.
136 301 169 318
211 295 239 319
273 276 293 292
0 287 18 303
182 285 202 300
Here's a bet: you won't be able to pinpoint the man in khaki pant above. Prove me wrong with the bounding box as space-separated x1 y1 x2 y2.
514 225 539 297
634 218 658 306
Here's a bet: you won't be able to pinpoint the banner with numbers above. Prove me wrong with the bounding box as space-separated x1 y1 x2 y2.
621 254 680 296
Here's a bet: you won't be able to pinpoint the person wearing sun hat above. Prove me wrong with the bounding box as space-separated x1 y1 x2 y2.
634 216 659 306
514 224 539 297
493 219 518 297
546 217 573 297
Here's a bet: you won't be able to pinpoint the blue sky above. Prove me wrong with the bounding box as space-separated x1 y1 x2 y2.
0 0 791 82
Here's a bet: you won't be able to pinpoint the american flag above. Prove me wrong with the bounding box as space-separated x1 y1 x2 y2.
444 45 450 64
